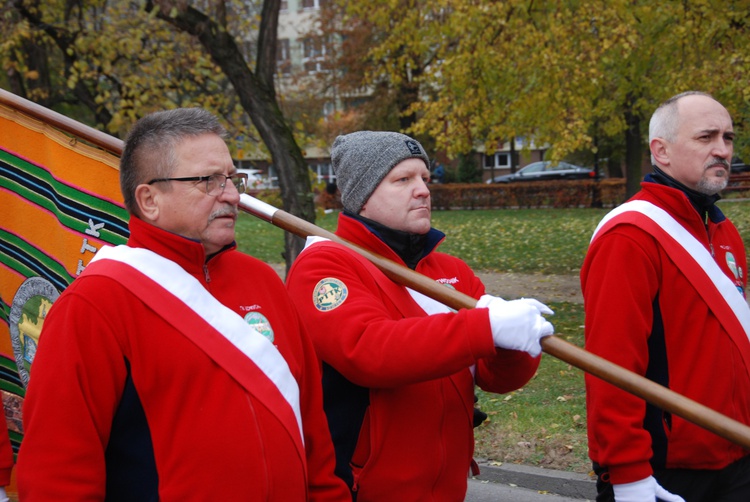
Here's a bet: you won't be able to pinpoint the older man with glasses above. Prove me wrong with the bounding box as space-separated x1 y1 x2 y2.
17 108 349 501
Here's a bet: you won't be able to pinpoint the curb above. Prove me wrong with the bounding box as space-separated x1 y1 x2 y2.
472 461 597 500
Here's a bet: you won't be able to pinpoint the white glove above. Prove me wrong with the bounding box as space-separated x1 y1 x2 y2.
613 476 685 502
0 486 8 502
477 294 554 357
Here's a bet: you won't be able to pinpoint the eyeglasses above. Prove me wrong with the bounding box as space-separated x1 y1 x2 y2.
147 173 248 196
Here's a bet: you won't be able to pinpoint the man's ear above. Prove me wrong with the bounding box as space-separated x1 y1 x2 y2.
134 184 160 222
650 137 670 167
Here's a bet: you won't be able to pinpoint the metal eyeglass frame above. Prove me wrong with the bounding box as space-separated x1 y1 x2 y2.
147 173 248 196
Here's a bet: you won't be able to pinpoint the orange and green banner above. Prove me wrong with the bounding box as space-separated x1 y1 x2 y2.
0 100 128 459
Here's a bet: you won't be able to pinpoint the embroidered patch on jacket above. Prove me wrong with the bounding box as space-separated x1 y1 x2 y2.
313 278 348 312
726 252 739 280
244 311 275 343
725 251 745 295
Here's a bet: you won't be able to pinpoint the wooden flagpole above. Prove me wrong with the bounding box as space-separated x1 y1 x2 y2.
0 88 124 155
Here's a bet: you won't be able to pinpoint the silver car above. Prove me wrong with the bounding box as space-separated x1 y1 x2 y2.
486 161 597 183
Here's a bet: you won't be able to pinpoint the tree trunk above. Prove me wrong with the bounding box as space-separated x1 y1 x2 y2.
623 103 644 199
396 58 420 131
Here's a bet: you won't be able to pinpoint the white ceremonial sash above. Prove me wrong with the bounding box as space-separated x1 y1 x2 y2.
90 245 303 439
591 200 750 342
406 287 477 377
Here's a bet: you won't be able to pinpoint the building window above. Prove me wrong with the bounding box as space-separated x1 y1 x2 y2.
309 162 335 184
484 152 511 169
277 39 291 75
302 37 329 74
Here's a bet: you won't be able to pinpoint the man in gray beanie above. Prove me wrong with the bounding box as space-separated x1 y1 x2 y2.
286 130 554 500
331 131 431 214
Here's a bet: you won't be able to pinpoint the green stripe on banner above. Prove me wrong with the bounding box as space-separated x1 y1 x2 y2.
7 430 21 456
0 355 23 455
0 228 72 292
0 149 129 244
0 298 8 327
0 357 23 397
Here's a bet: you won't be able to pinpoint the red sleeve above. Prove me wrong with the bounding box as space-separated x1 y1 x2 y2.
286 245 497 389
581 226 660 484
475 349 540 394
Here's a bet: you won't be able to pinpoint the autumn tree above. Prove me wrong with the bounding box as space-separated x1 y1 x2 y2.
3 0 315 268
3 1 243 134
323 0 750 196
304 0 442 150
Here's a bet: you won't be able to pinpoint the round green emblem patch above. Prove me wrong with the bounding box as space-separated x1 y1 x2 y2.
313 278 348 312
244 311 274 343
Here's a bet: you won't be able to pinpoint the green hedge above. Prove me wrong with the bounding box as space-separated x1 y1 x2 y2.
254 179 628 211
429 179 626 210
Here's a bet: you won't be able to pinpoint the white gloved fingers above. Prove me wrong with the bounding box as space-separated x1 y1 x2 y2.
525 316 543 357
476 294 505 309
613 476 685 502
525 318 554 357
486 299 553 356
476 294 492 309
477 295 553 316
540 320 554 337
613 476 656 502
518 297 554 316
654 484 686 502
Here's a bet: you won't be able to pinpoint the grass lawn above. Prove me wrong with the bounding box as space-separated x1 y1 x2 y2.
473 301 589 472
235 199 750 473
237 200 750 274
234 207 609 274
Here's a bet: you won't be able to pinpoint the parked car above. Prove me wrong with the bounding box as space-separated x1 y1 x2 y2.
486 161 597 184
237 168 271 190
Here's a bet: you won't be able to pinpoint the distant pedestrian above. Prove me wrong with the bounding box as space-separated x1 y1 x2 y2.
432 161 446 183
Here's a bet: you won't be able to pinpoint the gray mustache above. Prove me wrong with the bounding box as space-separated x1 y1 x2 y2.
706 157 730 169
209 207 238 222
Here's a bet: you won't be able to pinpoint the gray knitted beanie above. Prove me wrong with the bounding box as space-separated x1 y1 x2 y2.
331 131 430 213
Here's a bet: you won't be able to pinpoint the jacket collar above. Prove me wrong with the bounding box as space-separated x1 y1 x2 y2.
126 215 236 279
338 211 445 269
645 166 725 223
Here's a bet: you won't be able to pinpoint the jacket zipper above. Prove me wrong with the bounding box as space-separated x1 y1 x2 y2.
704 211 714 257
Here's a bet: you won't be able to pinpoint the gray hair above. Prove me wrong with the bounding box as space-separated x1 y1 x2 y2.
648 91 714 164
120 108 228 214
